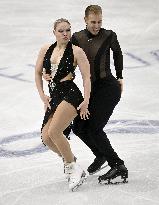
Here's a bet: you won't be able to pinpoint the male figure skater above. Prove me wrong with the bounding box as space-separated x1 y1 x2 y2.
71 5 128 184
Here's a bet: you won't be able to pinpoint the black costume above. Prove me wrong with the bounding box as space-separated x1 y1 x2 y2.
71 28 124 168
41 41 83 144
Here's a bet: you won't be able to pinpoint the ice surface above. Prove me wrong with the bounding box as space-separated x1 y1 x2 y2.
0 0 159 204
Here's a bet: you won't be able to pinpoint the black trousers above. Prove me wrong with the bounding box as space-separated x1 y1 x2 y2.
72 75 124 168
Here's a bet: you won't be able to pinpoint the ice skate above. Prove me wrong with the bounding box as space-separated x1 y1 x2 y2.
65 162 87 191
63 156 77 180
87 156 108 175
98 164 128 185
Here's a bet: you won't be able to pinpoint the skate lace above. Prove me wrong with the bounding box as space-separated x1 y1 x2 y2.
65 164 74 174
69 172 77 184
63 157 77 174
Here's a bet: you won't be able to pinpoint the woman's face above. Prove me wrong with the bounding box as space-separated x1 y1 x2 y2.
54 22 71 43
85 13 102 35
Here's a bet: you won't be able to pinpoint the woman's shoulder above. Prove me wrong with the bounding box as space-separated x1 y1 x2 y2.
72 44 84 56
40 43 52 54
37 43 53 59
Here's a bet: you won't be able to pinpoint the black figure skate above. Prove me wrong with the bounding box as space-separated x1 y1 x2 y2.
98 164 128 185
87 156 108 175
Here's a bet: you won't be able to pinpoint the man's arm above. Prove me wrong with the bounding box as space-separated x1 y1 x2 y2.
71 34 80 46
110 31 123 80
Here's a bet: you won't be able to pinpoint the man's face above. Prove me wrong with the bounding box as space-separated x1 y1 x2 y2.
85 13 102 35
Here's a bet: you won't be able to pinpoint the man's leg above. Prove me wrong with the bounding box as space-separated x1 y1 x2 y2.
87 77 128 183
87 76 124 168
72 114 103 158
72 76 122 172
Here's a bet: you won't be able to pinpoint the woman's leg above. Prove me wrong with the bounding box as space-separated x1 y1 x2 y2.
48 100 77 163
41 117 61 157
47 100 87 191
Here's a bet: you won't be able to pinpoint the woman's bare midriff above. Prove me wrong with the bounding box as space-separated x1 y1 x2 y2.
60 72 74 82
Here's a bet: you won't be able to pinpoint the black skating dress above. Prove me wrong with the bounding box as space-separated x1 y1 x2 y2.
41 41 83 144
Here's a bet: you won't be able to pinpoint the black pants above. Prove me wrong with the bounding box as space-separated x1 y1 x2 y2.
72 75 124 168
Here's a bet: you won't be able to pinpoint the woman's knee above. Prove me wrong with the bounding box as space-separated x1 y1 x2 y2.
41 131 51 146
48 126 62 141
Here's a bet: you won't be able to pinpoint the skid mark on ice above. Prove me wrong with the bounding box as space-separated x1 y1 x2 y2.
0 73 32 82
0 119 159 158
0 177 66 199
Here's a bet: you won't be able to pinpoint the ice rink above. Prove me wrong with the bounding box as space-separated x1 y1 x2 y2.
0 0 159 204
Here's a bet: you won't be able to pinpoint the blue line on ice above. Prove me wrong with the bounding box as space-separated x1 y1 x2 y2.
0 119 159 158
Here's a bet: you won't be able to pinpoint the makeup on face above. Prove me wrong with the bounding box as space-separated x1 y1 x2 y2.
54 22 71 41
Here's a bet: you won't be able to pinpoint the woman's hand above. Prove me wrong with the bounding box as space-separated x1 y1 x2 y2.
42 70 52 81
77 100 90 120
41 94 51 111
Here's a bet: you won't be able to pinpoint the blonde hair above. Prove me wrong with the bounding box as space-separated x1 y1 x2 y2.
85 5 102 17
53 18 71 30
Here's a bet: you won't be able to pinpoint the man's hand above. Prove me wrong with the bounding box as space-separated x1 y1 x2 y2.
42 70 52 81
117 79 123 93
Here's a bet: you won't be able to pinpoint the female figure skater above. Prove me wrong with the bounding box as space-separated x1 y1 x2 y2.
35 18 91 191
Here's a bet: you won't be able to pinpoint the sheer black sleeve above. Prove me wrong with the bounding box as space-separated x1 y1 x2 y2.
110 31 123 79
71 34 80 46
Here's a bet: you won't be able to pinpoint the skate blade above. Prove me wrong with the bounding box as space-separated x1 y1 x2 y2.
89 165 108 175
99 176 128 185
71 171 87 192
